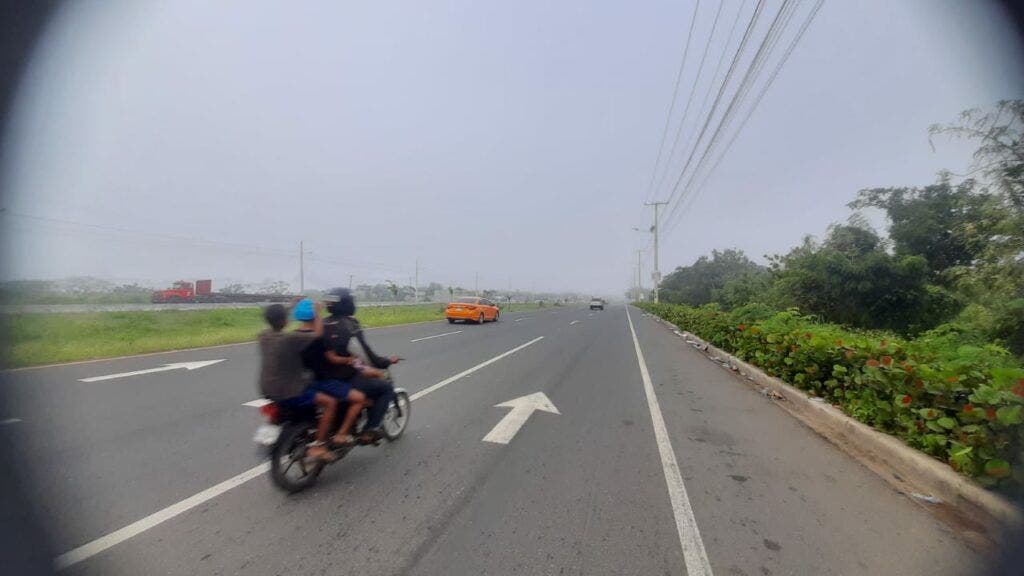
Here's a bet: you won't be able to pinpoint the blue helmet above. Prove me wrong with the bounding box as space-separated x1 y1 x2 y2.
293 298 316 322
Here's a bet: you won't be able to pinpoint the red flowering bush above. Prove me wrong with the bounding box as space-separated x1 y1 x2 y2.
639 302 1024 488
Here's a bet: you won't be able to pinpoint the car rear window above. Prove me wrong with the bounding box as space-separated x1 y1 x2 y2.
456 297 478 303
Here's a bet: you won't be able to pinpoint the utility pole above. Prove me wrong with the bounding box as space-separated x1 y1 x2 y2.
414 258 419 303
644 200 668 303
348 274 354 290
637 249 643 301
299 241 305 293
475 271 479 296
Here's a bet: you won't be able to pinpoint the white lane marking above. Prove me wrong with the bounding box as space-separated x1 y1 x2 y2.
514 318 528 322
0 418 22 425
482 391 560 444
410 330 462 343
57 336 546 569
569 320 580 325
410 336 544 401
79 360 225 382
242 399 272 408
54 462 271 570
625 306 713 576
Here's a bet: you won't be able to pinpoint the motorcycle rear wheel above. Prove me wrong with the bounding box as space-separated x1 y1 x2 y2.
270 422 324 493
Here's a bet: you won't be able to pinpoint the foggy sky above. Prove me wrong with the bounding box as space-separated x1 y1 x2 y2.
1 0 1022 295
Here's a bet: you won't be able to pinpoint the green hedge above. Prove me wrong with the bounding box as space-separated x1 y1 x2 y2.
637 302 1024 489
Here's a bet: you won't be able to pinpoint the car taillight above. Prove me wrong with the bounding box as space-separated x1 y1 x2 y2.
259 402 279 423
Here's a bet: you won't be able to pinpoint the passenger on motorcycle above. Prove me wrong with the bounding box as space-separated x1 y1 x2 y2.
318 287 400 443
257 300 338 462
292 298 367 447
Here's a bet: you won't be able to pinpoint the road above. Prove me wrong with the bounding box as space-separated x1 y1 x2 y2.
1 305 982 575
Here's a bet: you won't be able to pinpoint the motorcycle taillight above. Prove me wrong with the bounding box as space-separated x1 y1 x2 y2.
259 402 280 423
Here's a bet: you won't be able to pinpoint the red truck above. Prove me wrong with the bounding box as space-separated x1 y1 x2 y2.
151 280 292 304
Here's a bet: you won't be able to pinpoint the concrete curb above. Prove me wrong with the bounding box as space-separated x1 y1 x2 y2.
639 310 1022 544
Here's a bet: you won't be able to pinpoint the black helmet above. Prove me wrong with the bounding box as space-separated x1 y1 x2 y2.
324 287 356 316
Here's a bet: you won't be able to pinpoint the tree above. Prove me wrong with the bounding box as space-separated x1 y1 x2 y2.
771 225 959 333
658 249 766 307
220 283 246 294
930 99 1024 211
851 177 993 276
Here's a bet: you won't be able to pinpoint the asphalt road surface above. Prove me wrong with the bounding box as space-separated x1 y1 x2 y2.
2 305 983 575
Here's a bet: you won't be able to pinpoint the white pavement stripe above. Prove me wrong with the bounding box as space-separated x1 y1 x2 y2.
79 360 225 382
569 320 580 325
410 336 544 402
625 307 714 576
0 417 22 425
54 462 271 571
57 335 546 569
514 318 527 322
242 399 272 408
410 330 462 343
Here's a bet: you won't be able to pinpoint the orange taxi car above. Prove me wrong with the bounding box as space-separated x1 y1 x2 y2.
445 297 500 324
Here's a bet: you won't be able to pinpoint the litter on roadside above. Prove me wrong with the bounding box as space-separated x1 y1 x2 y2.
911 493 942 505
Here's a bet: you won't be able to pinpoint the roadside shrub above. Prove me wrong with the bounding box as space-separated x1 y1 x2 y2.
638 302 1024 489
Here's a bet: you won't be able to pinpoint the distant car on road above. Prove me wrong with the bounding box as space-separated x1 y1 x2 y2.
589 298 605 311
446 297 500 324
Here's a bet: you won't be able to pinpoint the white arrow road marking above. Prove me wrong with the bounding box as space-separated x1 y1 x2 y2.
410 330 462 343
569 320 580 325
79 360 225 382
60 338 546 570
242 399 272 408
626 306 713 575
482 391 560 445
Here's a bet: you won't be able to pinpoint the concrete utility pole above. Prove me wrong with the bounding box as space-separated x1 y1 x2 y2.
644 200 668 303
637 249 643 301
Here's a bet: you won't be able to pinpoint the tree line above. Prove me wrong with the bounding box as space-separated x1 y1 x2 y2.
656 100 1024 356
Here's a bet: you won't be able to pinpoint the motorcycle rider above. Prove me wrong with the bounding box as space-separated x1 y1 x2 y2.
257 300 338 461
320 287 399 442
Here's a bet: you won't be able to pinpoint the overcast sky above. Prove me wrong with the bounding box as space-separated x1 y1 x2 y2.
1 0 1022 294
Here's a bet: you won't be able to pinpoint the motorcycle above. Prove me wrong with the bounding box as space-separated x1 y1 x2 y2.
253 371 411 493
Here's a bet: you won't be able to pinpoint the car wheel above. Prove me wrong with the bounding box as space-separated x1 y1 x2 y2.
478 313 485 324
448 318 456 324
493 311 499 322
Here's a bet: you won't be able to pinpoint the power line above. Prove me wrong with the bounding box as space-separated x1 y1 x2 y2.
660 0 805 231
643 0 703 203
663 0 823 235
651 0 727 200
659 0 768 212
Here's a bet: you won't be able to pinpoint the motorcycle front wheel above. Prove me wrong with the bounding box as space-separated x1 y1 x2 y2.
382 390 411 441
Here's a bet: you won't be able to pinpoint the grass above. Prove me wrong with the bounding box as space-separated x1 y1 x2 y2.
1 304 448 368
0 302 551 368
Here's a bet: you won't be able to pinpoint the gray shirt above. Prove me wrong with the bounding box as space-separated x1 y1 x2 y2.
257 329 318 400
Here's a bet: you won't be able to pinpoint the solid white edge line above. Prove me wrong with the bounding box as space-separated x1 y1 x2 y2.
569 320 580 325
54 462 272 570
409 330 463 343
242 399 272 408
410 336 544 401
0 417 22 425
56 335 546 570
625 306 714 576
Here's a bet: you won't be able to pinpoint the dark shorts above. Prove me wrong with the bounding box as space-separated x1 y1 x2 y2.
309 379 353 400
276 388 317 409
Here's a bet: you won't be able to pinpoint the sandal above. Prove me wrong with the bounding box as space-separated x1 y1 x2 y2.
331 434 356 447
306 441 338 463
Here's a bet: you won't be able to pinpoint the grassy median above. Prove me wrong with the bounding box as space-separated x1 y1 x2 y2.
1 302 548 368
